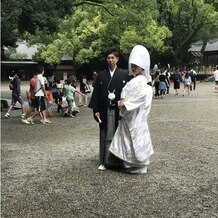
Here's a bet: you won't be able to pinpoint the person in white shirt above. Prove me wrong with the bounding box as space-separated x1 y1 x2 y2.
189 68 197 90
214 66 218 93
35 66 51 124
183 71 192 96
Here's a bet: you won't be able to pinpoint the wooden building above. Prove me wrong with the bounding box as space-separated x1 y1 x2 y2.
188 39 218 66
1 41 74 81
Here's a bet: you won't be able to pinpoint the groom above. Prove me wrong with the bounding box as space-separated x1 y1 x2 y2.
88 48 130 170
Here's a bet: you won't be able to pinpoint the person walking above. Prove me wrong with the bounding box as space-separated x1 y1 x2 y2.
34 66 51 124
78 76 91 107
189 68 197 90
5 70 25 119
21 72 43 124
52 80 64 115
109 45 154 174
153 71 160 99
88 48 130 170
173 67 182 95
64 80 85 117
163 67 170 94
213 66 218 93
182 71 192 96
159 71 169 98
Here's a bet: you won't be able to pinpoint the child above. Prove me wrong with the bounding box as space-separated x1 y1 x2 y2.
45 90 54 116
183 72 192 96
78 76 91 106
159 71 169 98
64 80 85 117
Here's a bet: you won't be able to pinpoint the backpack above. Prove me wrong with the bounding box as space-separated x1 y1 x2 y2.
173 71 180 81
9 79 16 90
28 77 37 99
184 78 191 86
189 70 196 78
34 77 44 96
84 84 91 93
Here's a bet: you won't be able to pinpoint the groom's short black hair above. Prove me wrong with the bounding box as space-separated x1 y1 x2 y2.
106 48 120 58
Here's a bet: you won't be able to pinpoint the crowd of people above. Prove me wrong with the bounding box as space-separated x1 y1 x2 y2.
4 47 218 175
152 66 198 98
4 68 93 124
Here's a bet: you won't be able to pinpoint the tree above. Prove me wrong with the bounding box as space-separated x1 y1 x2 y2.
41 0 172 69
157 0 218 63
41 8 107 73
3 0 217 66
1 0 73 59
1 0 23 48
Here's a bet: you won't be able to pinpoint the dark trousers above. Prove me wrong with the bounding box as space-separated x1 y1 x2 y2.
154 82 159 97
191 78 196 90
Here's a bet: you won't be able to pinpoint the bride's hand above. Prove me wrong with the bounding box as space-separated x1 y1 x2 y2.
118 100 124 108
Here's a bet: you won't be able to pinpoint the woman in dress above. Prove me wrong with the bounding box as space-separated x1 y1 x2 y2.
109 45 154 174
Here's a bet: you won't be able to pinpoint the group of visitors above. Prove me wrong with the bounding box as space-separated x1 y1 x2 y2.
4 67 93 124
153 68 170 98
5 67 51 124
152 66 198 98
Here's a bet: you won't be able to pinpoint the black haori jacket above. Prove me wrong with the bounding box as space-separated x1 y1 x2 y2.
88 68 130 130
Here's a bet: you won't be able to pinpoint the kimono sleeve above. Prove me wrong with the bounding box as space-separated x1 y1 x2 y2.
88 82 99 110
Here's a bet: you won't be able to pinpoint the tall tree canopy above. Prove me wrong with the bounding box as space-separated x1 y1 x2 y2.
157 0 218 62
2 0 218 66
41 0 172 68
1 0 73 55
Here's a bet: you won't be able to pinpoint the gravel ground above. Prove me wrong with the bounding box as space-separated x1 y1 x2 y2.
1 81 217 218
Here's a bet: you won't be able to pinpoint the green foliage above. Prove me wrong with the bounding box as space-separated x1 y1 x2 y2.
2 0 218 66
1 0 23 48
157 0 218 61
120 20 172 56
42 9 107 65
17 0 73 34
42 0 172 66
1 0 73 59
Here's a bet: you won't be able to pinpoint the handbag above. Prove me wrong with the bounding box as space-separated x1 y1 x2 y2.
84 84 91 93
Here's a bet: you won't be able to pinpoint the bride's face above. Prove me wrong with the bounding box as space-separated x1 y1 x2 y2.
131 64 143 76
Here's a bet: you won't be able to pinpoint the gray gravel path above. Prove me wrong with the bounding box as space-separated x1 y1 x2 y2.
1 81 217 218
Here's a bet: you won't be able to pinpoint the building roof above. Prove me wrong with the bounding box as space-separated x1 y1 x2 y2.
1 61 37 64
189 39 218 52
9 41 74 61
15 41 40 59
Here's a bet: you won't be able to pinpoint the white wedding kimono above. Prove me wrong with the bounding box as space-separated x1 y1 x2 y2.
109 75 154 166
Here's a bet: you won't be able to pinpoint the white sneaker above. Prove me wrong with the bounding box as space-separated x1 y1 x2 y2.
41 119 51 124
22 119 30 124
21 114 25 119
27 117 34 125
98 165 106 171
5 113 10 119
129 166 148 174
44 119 51 124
